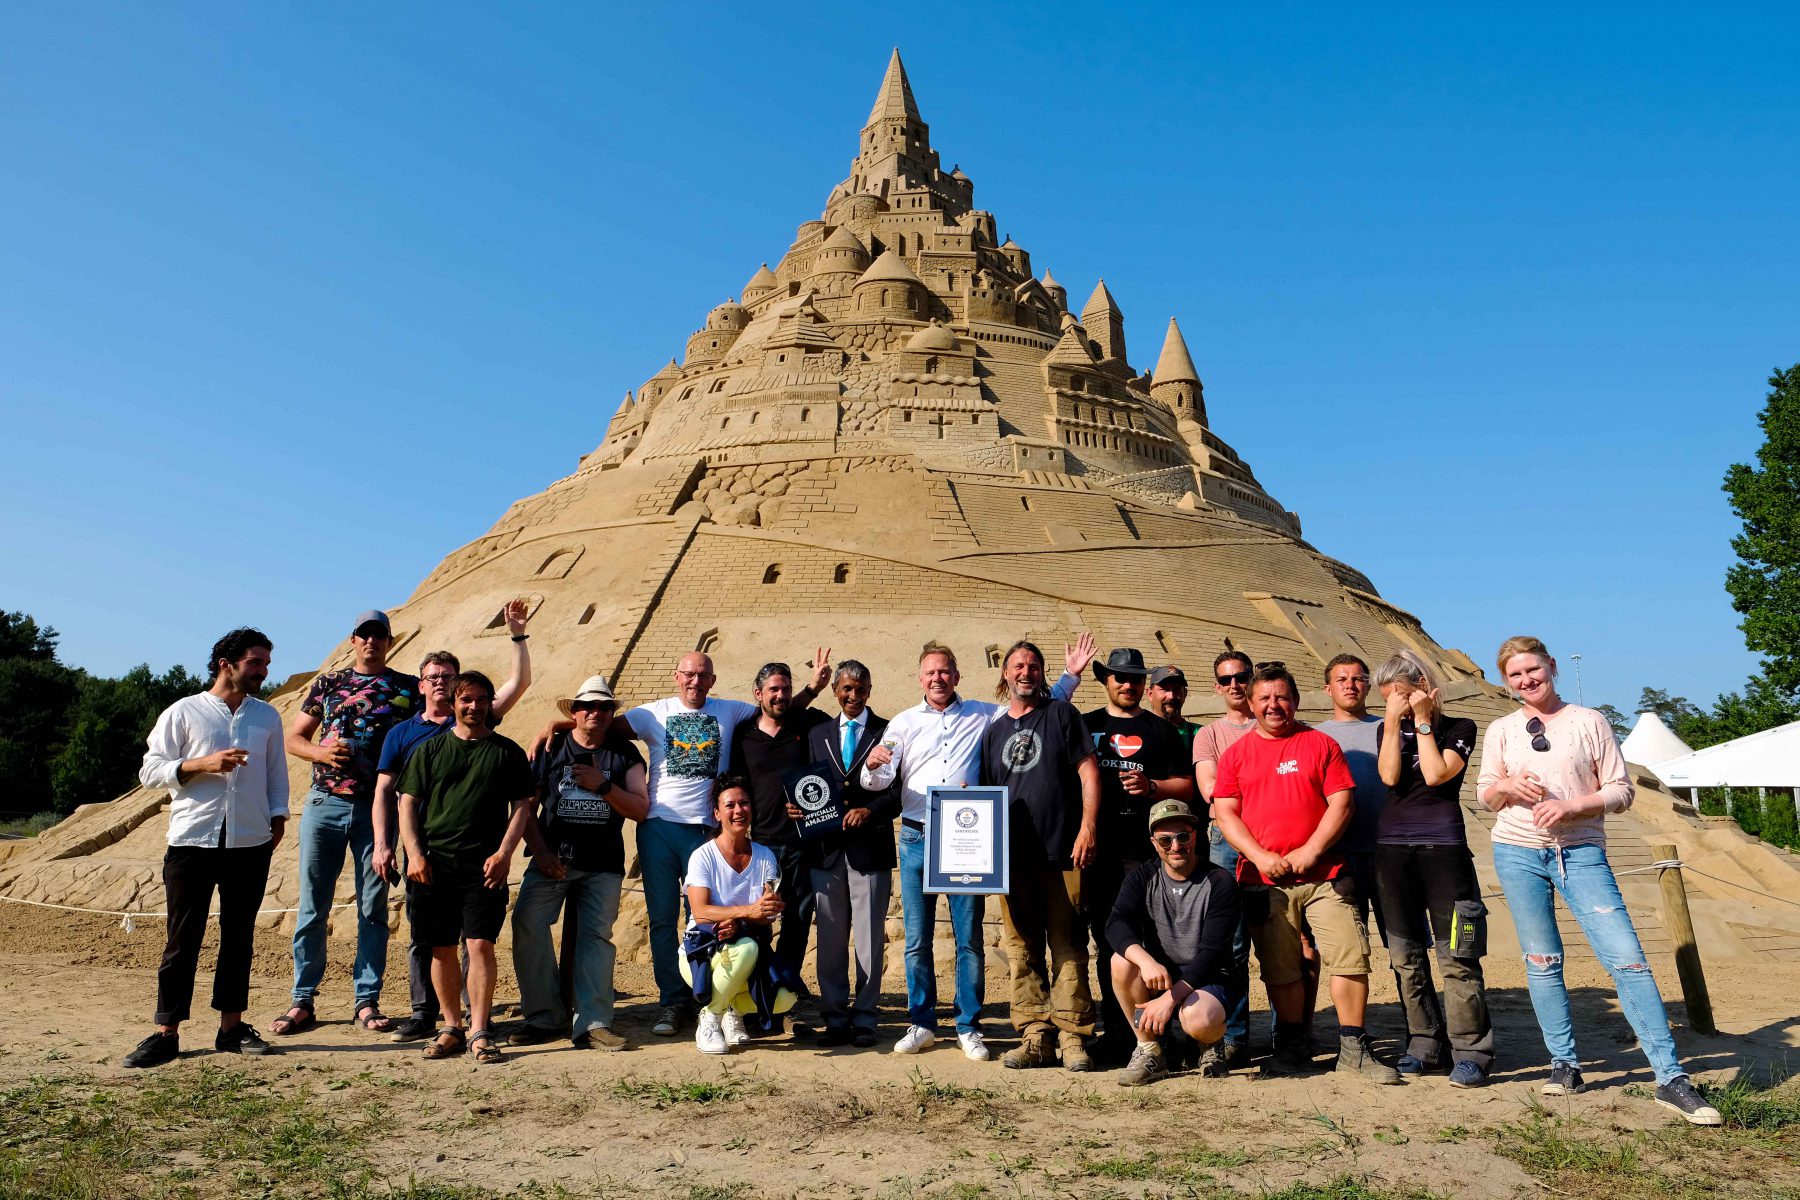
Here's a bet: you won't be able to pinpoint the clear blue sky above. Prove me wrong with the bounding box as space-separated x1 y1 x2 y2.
4 5 1796 716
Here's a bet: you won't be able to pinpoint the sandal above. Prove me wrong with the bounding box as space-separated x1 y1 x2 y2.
270 1003 316 1037
470 1030 505 1065
423 1028 467 1059
355 1006 395 1034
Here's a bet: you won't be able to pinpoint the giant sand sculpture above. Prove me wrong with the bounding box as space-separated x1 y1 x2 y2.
7 52 1799 970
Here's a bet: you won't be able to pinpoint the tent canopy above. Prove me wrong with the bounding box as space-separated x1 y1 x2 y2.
1621 710 1693 775
1652 718 1800 789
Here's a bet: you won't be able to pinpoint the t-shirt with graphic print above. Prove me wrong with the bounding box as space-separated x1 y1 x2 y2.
981 699 1094 866
624 696 758 826
1213 727 1355 886
1081 708 1185 863
531 730 647 875
301 668 421 800
1375 716 1478 847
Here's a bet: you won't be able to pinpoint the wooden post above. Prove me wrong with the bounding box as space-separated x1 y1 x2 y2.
1651 842 1716 1035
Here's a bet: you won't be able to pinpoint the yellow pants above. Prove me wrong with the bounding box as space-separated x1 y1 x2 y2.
677 936 798 1017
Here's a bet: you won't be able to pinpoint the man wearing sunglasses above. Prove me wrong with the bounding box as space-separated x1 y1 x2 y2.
1212 664 1400 1083
1188 649 1257 1068
509 674 648 1050
370 600 535 1042
1105 799 1240 1086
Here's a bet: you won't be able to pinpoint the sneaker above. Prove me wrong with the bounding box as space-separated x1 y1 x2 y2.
1058 1030 1093 1073
1197 1042 1231 1077
1116 1042 1168 1087
1655 1076 1723 1126
573 1026 626 1051
720 1008 749 1047
892 1025 936 1054
958 1031 990 1062
695 1010 728 1055
1395 1054 1427 1077
851 1027 878 1048
214 1023 271 1056
1543 1063 1587 1096
1000 1029 1054 1070
1448 1061 1489 1089
391 1013 434 1043
652 1005 684 1038
506 1023 562 1046
1335 1034 1401 1085
123 1031 179 1069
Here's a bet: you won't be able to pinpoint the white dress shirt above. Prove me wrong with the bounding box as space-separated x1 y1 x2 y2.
140 692 288 849
861 673 1078 821
837 711 865 763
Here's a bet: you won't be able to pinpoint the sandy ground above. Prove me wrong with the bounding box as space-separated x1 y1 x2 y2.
2 904 1796 1198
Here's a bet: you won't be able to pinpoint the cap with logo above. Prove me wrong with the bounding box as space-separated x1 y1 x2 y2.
1147 665 1186 688
1147 798 1199 830
558 674 618 717
1092 647 1150 682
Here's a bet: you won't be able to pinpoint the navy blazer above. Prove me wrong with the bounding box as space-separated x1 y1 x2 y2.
805 711 902 874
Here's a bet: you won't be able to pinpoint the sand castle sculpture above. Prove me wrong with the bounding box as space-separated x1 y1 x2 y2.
8 51 1799 969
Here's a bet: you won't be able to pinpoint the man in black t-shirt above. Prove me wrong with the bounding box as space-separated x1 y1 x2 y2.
1081 648 1194 1061
510 675 649 1050
981 641 1100 1072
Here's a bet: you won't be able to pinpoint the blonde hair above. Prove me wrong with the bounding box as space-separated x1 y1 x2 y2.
1495 635 1554 677
919 640 959 671
1373 649 1439 692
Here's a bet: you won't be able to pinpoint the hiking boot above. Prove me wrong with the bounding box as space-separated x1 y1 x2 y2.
1197 1041 1232 1077
1448 1061 1489 1089
1059 1030 1093 1073
1221 1040 1251 1070
214 1023 270 1056
1261 1030 1312 1076
573 1026 625 1051
1001 1027 1055 1070
506 1023 561 1046
652 1005 685 1037
1655 1076 1723 1126
1335 1034 1401 1084
1543 1063 1586 1096
390 1013 434 1043
1115 1042 1168 1087
123 1032 179 1069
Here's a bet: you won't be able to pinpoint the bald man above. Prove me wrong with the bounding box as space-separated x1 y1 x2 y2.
621 650 826 1038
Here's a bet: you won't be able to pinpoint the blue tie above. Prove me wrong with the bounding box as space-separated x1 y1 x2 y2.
842 718 858 766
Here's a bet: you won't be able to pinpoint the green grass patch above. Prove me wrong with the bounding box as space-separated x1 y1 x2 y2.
611 1073 742 1108
1259 1177 1447 1200
1079 1143 1252 1184
1703 1073 1800 1132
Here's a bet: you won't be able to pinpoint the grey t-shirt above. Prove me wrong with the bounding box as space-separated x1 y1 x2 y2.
1317 716 1385 855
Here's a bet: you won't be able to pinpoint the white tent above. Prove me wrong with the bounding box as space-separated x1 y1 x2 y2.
1654 719 1800 790
1620 711 1693 779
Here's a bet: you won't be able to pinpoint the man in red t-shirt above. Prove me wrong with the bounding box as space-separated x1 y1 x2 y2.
1212 665 1399 1084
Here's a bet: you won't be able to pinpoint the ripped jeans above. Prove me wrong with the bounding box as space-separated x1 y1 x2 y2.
1492 842 1683 1084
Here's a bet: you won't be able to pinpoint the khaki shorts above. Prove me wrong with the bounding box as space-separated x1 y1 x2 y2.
1243 877 1370 984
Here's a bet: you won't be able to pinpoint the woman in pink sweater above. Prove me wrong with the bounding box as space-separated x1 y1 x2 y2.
1477 636 1719 1126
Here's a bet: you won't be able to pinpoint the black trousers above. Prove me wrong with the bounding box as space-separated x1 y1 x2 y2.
1374 843 1495 1069
1081 857 1141 1045
771 839 818 981
155 842 274 1026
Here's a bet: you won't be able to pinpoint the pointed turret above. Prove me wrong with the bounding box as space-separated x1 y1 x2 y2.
867 49 921 125
1150 317 1206 427
1080 279 1128 367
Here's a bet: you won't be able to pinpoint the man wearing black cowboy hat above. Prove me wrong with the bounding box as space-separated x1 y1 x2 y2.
1081 648 1194 1062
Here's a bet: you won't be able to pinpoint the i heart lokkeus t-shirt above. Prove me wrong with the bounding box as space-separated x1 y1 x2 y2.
1081 708 1186 861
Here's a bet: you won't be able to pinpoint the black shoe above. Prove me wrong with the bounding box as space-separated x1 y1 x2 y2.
851 1028 878 1048
818 1026 854 1047
391 1013 435 1043
1088 1034 1133 1067
1261 1031 1312 1077
215 1023 271 1056
124 1032 180 1068
1221 1040 1251 1071
1655 1076 1723 1126
1543 1063 1587 1096
505 1023 561 1046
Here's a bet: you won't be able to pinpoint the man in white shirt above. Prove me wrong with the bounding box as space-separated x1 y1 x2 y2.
862 637 1090 1060
126 628 288 1068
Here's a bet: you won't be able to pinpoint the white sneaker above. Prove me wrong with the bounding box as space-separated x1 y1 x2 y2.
958 1030 991 1062
720 1008 749 1046
695 1009 728 1055
891 1025 936 1054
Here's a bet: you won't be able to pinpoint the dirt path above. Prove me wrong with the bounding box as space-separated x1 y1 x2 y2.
2 905 1795 1198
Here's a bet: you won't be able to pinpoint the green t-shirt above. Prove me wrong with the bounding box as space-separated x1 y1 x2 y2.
398 729 534 868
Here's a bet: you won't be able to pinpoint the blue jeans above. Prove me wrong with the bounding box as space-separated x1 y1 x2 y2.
638 818 710 1007
511 863 624 1037
292 789 388 1009
1207 823 1251 1045
1492 842 1684 1085
898 824 984 1034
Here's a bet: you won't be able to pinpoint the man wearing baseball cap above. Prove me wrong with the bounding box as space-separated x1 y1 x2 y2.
1081 648 1193 1062
1104 798 1241 1086
509 675 649 1050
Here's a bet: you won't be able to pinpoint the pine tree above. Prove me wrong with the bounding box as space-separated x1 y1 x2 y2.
1723 365 1800 693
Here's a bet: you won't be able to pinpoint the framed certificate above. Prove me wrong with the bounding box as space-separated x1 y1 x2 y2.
924 785 1008 895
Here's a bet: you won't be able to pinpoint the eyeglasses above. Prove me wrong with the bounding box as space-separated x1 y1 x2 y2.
421 673 456 685
1526 716 1550 752
570 700 616 714
1152 830 1195 849
1216 670 1253 687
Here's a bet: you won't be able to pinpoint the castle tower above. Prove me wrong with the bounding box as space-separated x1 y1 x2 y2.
1150 317 1207 428
1080 279 1128 371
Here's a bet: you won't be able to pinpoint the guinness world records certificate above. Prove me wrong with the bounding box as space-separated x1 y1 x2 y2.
923 786 1008 895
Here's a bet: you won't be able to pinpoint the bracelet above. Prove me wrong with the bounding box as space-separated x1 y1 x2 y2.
511 634 529 642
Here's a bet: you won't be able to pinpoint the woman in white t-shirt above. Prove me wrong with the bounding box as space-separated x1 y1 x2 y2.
679 776 793 1054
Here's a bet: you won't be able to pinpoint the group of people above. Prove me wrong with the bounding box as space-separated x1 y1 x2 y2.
122 608 1724 1125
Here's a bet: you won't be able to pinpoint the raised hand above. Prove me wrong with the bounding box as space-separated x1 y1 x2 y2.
809 646 833 692
504 598 532 637
1064 631 1097 677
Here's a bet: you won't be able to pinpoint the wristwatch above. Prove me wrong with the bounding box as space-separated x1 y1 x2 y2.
1416 722 1433 735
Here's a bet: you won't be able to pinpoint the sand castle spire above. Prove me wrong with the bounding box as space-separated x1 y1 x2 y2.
1150 316 1207 427
1080 279 1128 368
867 48 921 126
1153 317 1199 385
